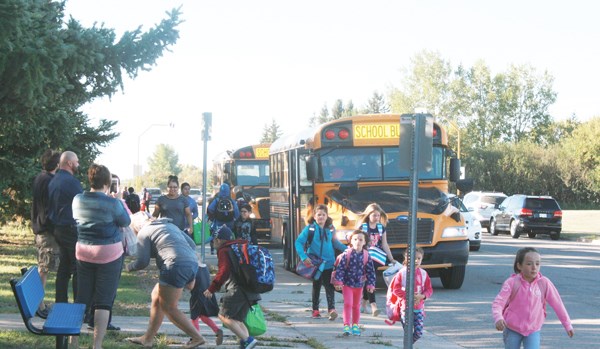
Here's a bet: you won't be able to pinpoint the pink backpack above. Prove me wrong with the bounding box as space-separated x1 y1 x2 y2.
330 249 369 285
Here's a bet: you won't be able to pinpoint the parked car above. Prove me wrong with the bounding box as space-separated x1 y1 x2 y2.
462 191 507 232
146 187 162 208
450 195 482 251
489 195 562 240
189 188 202 205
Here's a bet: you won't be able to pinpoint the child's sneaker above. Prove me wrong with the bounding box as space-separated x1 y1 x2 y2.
352 324 361 336
328 309 338 321
343 324 351 336
311 310 321 318
240 336 258 349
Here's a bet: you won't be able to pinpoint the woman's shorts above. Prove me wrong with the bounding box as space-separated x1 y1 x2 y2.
159 262 198 288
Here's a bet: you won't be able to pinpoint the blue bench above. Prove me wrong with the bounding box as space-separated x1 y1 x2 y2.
10 266 86 349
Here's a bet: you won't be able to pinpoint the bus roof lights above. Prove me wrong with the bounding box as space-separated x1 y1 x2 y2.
325 129 336 140
338 128 349 140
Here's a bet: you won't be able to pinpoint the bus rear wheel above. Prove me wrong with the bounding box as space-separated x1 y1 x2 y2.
440 265 465 289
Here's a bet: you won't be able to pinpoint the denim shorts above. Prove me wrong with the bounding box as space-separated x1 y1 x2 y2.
159 262 198 288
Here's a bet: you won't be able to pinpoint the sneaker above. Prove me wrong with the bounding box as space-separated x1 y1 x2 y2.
352 324 361 336
87 323 120 331
215 328 223 345
311 310 321 318
240 336 258 349
372 308 381 317
36 305 49 319
343 325 351 336
328 309 338 321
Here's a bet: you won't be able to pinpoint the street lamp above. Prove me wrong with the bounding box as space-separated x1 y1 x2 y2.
136 123 174 189
445 119 460 159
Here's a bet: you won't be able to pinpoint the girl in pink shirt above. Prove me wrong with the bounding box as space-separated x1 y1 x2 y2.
492 247 574 349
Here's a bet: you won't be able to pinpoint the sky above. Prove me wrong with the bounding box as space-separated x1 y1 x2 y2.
64 0 600 183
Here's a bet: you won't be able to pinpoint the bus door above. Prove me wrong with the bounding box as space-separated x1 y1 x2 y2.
286 148 313 270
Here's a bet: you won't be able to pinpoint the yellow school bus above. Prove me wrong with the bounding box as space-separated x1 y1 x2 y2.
269 114 468 289
212 144 271 238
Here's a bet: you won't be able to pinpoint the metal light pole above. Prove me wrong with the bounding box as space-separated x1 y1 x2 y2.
136 123 174 189
199 112 212 262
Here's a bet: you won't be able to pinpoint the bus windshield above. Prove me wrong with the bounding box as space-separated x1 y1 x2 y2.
319 146 445 182
235 161 270 186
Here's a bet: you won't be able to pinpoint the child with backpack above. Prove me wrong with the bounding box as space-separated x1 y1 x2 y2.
294 204 347 321
207 183 240 254
492 247 574 348
386 247 432 343
357 203 396 316
331 229 376 336
233 203 258 245
203 226 260 349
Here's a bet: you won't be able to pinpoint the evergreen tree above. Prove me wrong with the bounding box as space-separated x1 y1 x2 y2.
260 119 283 143
0 0 182 222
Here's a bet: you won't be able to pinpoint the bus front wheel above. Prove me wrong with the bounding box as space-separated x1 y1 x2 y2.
440 265 465 289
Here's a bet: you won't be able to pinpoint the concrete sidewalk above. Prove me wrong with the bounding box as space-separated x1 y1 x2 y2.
1 249 463 348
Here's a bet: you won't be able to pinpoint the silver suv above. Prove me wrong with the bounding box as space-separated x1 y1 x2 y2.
462 191 507 232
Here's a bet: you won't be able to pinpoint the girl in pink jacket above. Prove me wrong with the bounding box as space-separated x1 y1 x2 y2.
492 247 574 348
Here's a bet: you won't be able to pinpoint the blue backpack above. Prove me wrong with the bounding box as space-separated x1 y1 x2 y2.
229 243 275 294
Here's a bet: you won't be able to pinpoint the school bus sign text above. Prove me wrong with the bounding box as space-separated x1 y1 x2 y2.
354 122 400 140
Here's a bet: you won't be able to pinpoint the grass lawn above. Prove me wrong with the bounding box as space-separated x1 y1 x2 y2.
0 223 188 348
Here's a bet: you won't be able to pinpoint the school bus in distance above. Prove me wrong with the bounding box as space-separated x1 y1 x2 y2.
269 114 469 289
212 144 271 238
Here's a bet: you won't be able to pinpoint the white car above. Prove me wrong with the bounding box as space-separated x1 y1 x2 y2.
462 191 507 233
450 195 482 251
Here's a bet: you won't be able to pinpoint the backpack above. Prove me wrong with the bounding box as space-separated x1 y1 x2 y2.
228 243 275 294
215 197 235 222
126 193 141 213
385 266 428 325
361 222 384 244
330 249 369 288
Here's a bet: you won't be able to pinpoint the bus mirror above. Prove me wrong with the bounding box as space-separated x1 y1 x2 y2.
306 155 319 181
449 158 461 182
224 163 231 174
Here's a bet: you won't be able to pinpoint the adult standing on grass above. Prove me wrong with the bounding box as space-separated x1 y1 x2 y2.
31 149 61 318
152 175 194 237
72 164 131 349
125 212 205 348
48 150 83 303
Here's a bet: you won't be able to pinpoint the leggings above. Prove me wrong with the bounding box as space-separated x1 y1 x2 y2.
312 269 336 311
403 310 425 343
362 284 376 303
342 286 362 325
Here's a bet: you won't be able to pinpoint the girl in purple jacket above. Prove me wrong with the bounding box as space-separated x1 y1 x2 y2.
492 247 574 348
332 230 376 336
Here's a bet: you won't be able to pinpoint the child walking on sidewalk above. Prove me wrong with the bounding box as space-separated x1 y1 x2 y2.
357 203 396 316
332 229 376 336
386 247 432 343
492 247 574 349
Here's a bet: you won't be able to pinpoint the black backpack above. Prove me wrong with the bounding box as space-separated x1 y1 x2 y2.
215 197 234 222
126 193 141 213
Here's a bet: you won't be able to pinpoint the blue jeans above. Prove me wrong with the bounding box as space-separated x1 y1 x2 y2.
503 327 540 349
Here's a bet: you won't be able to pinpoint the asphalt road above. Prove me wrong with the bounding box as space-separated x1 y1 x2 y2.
416 234 600 348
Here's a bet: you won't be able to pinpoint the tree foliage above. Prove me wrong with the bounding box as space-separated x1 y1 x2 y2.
260 119 283 143
361 91 390 114
143 144 181 190
0 0 182 222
